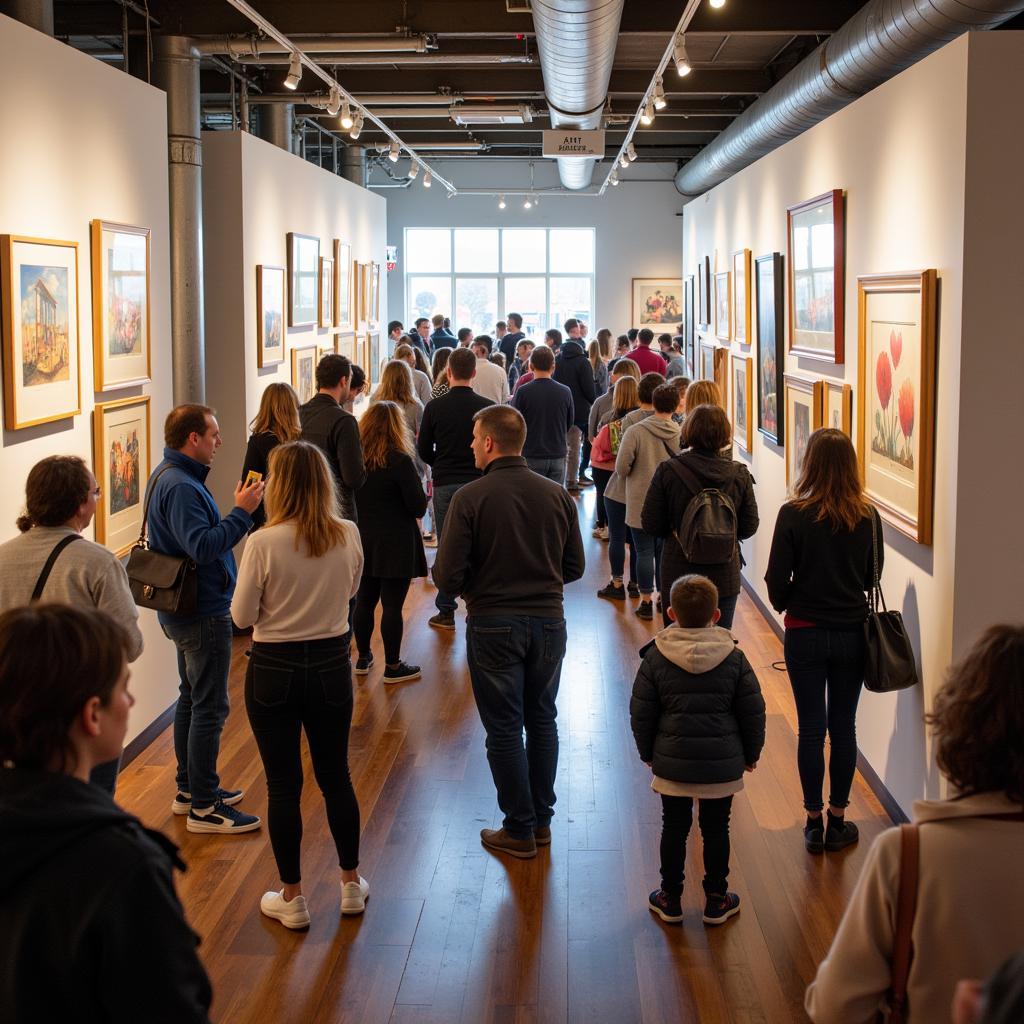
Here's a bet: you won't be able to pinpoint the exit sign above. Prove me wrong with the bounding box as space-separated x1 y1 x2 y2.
542 130 606 158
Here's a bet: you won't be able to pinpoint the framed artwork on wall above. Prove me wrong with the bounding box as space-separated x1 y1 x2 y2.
731 248 751 345
631 278 683 331
336 331 357 364
683 275 695 375
256 265 285 367
90 220 151 391
755 252 784 446
819 380 853 437
287 232 319 327
359 262 371 327
784 373 822 484
714 271 732 342
787 189 845 363
857 270 937 544
1 235 81 429
291 344 318 405
370 262 381 326
368 331 382 385
731 354 754 452
334 240 353 330
93 394 150 557
697 256 710 328
319 257 334 328
699 339 728 408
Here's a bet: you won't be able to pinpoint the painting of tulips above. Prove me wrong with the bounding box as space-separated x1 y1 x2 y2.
857 271 937 544
756 252 784 445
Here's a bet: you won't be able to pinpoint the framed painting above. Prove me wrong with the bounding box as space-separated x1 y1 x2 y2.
699 340 728 408
631 278 682 331
784 373 822 484
359 262 371 327
368 331 382 385
334 240 353 330
291 344 318 405
857 270 937 544
317 335 337 363
256 265 285 367
1 235 81 429
336 331 357 364
788 189 845 363
714 271 732 342
93 394 150 557
731 353 754 452
683 275 695 376
755 252 785 446
352 258 363 327
819 380 853 437
90 220 151 391
370 262 381 326
319 256 334 328
697 256 710 328
731 248 751 346
287 232 319 327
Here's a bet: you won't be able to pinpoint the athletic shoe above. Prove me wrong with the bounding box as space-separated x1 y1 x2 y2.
260 890 310 930
421 530 434 541
428 611 456 630
186 801 262 834
354 653 374 675
804 816 825 854
597 581 626 601
566 484 581 495
596 526 609 540
636 600 654 621
172 788 244 815
480 827 537 859
591 525 604 538
384 661 421 684
534 825 552 846
825 813 860 852
578 476 594 487
627 582 640 598
648 889 683 924
702 891 741 925
341 876 370 915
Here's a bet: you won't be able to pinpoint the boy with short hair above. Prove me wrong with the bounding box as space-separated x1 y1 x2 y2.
630 574 765 925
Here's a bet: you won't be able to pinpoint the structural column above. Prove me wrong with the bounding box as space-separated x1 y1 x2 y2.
0 0 53 34
254 102 295 152
340 145 366 187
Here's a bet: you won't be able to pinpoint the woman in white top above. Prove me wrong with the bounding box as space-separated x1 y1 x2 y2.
231 441 366 931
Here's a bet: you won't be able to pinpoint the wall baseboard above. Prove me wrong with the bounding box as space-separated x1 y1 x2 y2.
741 576 783 640
121 702 175 770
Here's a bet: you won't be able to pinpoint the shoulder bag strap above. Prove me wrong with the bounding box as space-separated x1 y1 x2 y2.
136 463 175 548
665 456 704 495
870 509 887 614
31 534 84 602
888 823 920 1024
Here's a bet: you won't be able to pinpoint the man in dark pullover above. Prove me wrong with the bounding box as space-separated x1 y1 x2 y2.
511 344 574 486
553 318 597 492
434 405 585 861
499 311 526 370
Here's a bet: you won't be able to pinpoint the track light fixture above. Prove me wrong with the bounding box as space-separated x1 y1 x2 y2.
653 78 667 110
408 161 419 180
610 172 619 187
423 171 432 188
326 86 342 117
388 141 400 162
339 100 354 130
709 0 726 7
673 36 692 77
523 196 533 209
349 113 363 140
640 97 655 126
620 152 629 169
498 195 506 209
283 51 302 90
627 142 637 162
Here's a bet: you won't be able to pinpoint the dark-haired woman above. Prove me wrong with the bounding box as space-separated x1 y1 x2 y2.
806 623 1024 1023
430 346 454 400
240 382 301 529
765 428 878 854
0 604 212 1022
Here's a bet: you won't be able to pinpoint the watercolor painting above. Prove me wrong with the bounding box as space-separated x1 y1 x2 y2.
109 424 141 516
756 252 784 445
784 373 821 484
320 256 334 328
20 264 70 386
292 345 317 405
287 232 319 327
714 270 731 341
256 265 285 367
731 249 751 345
93 395 150 556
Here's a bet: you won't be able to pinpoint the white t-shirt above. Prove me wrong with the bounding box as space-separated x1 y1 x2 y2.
470 358 510 405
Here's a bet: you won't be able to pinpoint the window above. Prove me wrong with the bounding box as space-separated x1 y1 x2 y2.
403 228 596 338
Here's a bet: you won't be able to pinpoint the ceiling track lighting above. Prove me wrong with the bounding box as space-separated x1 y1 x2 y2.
709 0 726 8
326 86 342 117
283 51 302 90
640 97 655 126
653 78 667 110
408 161 419 180
349 113 363 140
498 194 506 209
388 141 400 162
620 152 629 169
339 99 354 130
610 173 619 187
673 36 692 77
523 196 533 209
627 142 637 162
423 171 432 188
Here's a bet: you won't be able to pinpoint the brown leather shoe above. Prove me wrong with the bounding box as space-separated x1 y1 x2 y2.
480 828 537 859
534 825 551 846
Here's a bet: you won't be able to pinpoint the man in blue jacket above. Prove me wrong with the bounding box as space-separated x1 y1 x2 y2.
147 404 264 835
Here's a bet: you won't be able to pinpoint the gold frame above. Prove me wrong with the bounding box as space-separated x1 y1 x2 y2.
784 373 822 484
731 248 751 346
256 264 286 368
699 339 728 409
291 344 318 405
319 256 334 328
336 331 357 363
287 231 319 328
370 261 381 327
334 240 353 330
817 380 853 437
731 353 754 452
714 270 732 342
93 393 151 557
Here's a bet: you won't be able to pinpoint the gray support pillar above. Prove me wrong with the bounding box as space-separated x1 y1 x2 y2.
340 145 366 188
254 103 294 151
152 36 206 404
0 0 53 34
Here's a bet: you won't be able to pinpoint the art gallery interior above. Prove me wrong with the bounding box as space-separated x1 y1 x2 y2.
1 1 1023 1021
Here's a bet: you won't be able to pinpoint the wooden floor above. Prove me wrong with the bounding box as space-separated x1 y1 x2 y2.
117 489 891 1024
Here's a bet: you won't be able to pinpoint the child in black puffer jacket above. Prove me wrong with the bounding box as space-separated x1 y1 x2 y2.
630 574 765 926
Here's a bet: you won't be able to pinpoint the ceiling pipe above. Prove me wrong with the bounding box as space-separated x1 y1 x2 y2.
675 0 1024 196
193 34 429 56
225 52 534 66
531 0 625 190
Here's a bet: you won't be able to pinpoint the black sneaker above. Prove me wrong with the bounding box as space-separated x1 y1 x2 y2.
384 661 421 684
354 653 374 676
702 891 741 925
636 600 654 621
172 788 244 816
627 581 640 598
597 581 626 601
648 889 683 924
186 800 261 834
804 816 825 853
429 612 456 630
825 813 859 851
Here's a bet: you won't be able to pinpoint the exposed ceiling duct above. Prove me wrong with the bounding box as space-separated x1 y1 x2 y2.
675 0 1024 197
194 34 430 57
532 0 624 190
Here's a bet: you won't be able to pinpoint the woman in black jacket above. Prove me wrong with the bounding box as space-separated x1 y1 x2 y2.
641 403 759 629
353 401 428 683
240 382 301 529
553 326 598 491
0 604 212 1023
765 428 881 855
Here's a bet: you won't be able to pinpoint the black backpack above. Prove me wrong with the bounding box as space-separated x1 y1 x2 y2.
665 458 738 564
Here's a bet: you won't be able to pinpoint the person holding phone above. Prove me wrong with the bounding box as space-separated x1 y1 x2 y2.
240 383 302 529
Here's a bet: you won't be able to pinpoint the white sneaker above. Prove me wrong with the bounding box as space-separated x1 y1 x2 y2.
341 876 370 915
260 890 310 930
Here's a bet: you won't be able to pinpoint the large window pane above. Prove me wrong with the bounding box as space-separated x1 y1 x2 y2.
550 229 595 273
408 276 452 321
503 278 547 339
406 229 451 273
502 230 547 273
549 277 592 330
455 278 498 336
455 230 499 273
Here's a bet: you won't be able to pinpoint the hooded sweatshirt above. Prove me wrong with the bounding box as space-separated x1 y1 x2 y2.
611 415 682 528
0 767 212 1023
553 340 597 430
630 626 765 794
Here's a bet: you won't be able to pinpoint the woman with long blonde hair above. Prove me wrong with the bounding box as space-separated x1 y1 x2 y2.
240 382 301 528
683 378 722 413
231 440 368 930
353 401 428 684
373 360 423 438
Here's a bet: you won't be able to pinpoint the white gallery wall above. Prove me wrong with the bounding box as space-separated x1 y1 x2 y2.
683 32 1024 815
0 15 177 744
379 160 682 334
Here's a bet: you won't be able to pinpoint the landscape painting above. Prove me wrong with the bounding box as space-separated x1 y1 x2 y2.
756 252 784 445
93 394 150 556
632 278 682 330
256 265 285 367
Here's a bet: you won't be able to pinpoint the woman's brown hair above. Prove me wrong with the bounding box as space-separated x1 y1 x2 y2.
264 441 349 556
588 340 603 372
250 382 301 442
791 428 872 532
612 376 640 417
17 455 92 532
682 403 731 451
359 400 414 472
926 623 1024 802
596 327 612 358
431 346 453 385
684 379 721 412
376 359 416 406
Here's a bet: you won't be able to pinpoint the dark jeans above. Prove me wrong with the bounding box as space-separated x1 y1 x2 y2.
466 615 567 838
432 481 465 614
784 627 866 813
591 467 612 527
89 756 121 795
353 575 411 664
580 437 592 476
660 794 733 898
629 526 663 596
162 614 234 808
244 637 360 884
604 497 636 583
526 457 566 486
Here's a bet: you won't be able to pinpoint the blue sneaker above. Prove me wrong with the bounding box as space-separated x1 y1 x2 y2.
172 788 244 815
702 891 741 926
186 800 261 834
648 889 683 924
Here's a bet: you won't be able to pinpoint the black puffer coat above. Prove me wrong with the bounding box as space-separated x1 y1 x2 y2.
630 626 765 784
553 340 597 431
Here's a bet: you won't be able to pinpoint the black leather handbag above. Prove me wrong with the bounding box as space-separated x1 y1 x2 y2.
126 465 198 616
863 512 919 693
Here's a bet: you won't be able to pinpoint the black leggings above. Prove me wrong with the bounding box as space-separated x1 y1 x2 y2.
660 794 733 898
245 638 360 884
353 575 412 664
591 466 612 527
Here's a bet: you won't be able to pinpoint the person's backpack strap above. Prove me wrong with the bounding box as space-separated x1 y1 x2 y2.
887 823 920 1024
30 534 84 602
665 455 705 495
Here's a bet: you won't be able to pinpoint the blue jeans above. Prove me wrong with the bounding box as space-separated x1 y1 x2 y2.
784 627 865 813
432 482 466 614
604 497 636 583
466 615 567 838
161 614 234 808
565 426 583 487
526 457 566 486
629 526 663 596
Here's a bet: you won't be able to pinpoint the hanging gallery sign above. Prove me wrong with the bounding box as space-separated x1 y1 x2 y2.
541 130 606 158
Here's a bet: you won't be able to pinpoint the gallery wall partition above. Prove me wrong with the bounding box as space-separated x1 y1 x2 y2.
682 31 1024 816
0 13 177 745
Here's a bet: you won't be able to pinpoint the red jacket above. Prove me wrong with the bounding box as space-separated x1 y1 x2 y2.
628 345 668 376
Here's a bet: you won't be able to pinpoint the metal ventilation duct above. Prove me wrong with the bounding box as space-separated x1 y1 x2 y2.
675 0 1024 197
532 0 624 190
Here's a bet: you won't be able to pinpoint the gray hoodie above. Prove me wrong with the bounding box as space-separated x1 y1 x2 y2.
611 415 682 527
654 624 736 673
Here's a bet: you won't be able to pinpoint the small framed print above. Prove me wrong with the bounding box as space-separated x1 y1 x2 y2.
352 258 362 326
287 232 319 327
334 240 353 330
256 265 285 367
699 339 728 409
731 248 751 346
755 252 785 445
714 270 732 342
683 275 695 375
336 331 357 363
697 256 710 328
731 353 754 452
370 262 381 326
784 373 822 484
319 256 334 328
819 380 853 437
291 344 318 405
368 332 382 385
93 394 150 557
